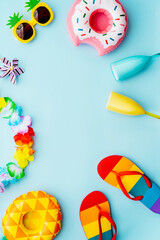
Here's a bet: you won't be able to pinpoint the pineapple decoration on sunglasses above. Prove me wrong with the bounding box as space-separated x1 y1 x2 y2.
7 0 54 43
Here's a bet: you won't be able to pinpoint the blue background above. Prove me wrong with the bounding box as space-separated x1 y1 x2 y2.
0 0 160 239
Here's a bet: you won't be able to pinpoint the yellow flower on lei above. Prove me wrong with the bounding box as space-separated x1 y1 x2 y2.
14 144 35 168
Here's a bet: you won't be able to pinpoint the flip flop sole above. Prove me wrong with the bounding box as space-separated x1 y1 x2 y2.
98 155 160 214
80 191 113 240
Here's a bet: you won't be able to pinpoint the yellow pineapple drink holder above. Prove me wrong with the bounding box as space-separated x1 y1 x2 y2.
2 191 62 240
8 2 54 43
106 92 160 119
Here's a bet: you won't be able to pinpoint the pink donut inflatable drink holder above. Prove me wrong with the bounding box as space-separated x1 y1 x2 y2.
67 0 128 56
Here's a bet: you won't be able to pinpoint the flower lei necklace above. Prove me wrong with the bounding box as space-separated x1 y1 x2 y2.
0 97 35 193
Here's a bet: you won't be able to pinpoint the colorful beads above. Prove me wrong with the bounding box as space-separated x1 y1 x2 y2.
0 97 35 193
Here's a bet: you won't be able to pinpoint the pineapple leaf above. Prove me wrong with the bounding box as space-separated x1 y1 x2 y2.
25 0 41 12
7 13 23 29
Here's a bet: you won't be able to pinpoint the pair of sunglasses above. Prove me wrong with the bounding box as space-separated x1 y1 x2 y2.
7 1 54 43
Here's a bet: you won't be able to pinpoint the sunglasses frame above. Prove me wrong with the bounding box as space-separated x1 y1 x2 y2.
13 2 54 43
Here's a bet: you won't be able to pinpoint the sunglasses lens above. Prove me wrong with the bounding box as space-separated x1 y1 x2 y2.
16 23 33 40
34 6 51 24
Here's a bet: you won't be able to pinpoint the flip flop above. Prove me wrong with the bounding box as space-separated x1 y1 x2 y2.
80 191 117 240
97 155 160 214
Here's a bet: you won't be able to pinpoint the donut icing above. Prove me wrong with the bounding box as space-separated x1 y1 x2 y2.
67 0 128 56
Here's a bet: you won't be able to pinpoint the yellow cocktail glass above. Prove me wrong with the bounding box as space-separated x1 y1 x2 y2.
106 92 160 119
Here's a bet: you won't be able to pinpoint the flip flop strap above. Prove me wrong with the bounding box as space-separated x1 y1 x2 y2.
97 206 117 240
112 170 152 201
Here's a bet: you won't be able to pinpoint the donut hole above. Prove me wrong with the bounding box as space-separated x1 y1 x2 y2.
89 9 113 34
23 211 43 231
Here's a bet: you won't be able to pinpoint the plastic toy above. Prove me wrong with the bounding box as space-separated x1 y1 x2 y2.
98 155 160 214
0 57 24 85
111 53 160 81
106 91 160 119
7 1 54 43
80 191 117 240
2 191 62 240
0 97 35 193
67 0 128 56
